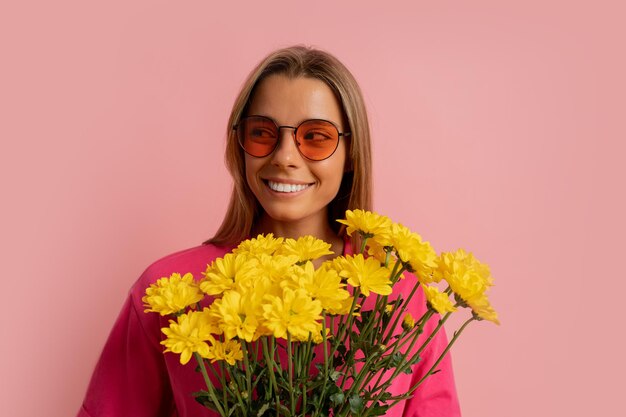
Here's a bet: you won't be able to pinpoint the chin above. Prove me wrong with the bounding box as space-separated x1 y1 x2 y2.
263 209 309 224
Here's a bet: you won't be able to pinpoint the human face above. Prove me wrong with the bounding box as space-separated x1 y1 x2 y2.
244 74 348 231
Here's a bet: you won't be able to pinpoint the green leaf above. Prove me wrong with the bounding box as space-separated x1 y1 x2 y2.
330 370 343 382
227 403 241 417
349 395 364 414
329 392 345 406
389 352 405 367
367 404 390 416
192 390 210 407
256 403 270 417
192 390 209 398
411 355 422 365
378 392 392 402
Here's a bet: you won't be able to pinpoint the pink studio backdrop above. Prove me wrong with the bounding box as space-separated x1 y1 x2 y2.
1 1 624 416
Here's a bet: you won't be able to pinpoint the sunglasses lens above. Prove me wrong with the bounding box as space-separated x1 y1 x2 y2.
296 120 340 160
238 117 278 157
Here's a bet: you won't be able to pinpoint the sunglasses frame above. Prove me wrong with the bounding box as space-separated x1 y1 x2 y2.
233 115 351 161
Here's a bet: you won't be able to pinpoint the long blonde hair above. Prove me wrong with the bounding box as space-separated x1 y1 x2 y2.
206 46 372 247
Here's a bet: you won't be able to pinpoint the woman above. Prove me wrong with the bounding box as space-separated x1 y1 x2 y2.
77 46 461 417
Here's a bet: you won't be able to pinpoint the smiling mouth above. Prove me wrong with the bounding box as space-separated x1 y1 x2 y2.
265 180 313 193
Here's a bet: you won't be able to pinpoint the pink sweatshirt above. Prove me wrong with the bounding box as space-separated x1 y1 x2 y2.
78 242 461 417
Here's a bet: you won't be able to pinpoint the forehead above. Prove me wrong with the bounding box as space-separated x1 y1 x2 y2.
247 74 344 127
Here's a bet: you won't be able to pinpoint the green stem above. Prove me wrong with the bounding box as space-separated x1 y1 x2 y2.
194 352 227 417
328 288 361 362
262 337 279 401
287 333 295 416
369 311 450 399
388 316 476 409
379 277 420 346
217 360 229 415
313 311 330 417
359 234 369 253
223 360 246 415
241 341 252 404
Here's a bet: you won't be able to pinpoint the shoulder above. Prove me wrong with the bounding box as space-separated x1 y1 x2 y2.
129 243 236 296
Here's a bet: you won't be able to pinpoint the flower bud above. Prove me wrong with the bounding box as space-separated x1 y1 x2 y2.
402 313 415 331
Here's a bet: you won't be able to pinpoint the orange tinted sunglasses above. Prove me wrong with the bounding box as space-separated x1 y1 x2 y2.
234 115 350 161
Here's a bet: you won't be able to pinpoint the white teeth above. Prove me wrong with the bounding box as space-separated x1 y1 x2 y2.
267 181 310 193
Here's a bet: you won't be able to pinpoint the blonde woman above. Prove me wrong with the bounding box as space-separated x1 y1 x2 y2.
78 46 461 417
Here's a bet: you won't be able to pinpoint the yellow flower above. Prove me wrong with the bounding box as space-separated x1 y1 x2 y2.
200 253 250 296
210 290 261 342
277 235 333 263
248 253 301 288
160 309 215 365
262 288 323 341
402 313 416 331
334 254 392 297
468 294 500 325
334 296 358 316
293 261 350 314
337 209 392 237
234 233 284 257
371 223 438 283
423 285 457 314
206 339 244 365
435 249 499 324
436 250 492 301
143 273 204 316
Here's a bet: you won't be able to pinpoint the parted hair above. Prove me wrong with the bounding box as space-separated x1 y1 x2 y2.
206 45 372 247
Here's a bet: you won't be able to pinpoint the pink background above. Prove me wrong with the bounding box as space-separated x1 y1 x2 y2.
1 1 624 416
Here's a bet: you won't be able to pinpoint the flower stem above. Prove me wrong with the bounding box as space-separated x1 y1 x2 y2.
389 316 475 409
241 342 252 406
194 352 227 417
261 337 279 401
287 333 295 416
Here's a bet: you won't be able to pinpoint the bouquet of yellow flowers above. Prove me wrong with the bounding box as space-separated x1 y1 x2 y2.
143 210 499 417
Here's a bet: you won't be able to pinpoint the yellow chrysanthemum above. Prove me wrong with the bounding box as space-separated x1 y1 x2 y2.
250 253 300 286
371 223 438 283
436 250 492 300
206 339 244 365
200 253 250 296
469 295 500 324
333 296 357 316
293 261 350 314
423 285 457 314
210 290 261 342
277 235 333 263
262 288 323 341
233 234 284 257
435 249 499 324
334 254 392 297
161 309 215 365
143 273 204 316
337 209 392 237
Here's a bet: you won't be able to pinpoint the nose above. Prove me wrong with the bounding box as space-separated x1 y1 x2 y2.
270 127 301 167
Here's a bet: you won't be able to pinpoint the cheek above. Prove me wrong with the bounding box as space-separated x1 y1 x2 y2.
244 157 262 193
316 155 347 191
